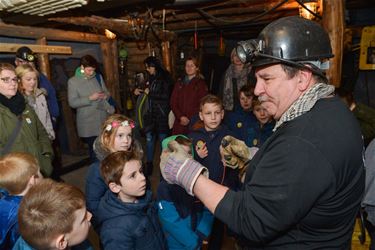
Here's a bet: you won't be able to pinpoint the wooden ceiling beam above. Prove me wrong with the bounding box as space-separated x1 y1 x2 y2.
0 43 72 54
0 21 105 43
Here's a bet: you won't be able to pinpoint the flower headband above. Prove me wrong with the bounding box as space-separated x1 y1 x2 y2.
105 120 135 132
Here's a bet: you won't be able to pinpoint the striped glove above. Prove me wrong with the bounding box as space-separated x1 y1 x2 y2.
160 140 208 195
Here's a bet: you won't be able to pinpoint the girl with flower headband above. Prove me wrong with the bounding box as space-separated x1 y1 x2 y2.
85 114 143 231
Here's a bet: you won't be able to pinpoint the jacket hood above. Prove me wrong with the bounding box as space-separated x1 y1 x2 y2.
93 138 109 161
96 190 153 224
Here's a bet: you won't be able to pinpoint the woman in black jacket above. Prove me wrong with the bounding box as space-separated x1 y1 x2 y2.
141 56 173 177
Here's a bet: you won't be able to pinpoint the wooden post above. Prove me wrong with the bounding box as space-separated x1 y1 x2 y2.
36 37 51 79
322 0 344 87
162 41 172 73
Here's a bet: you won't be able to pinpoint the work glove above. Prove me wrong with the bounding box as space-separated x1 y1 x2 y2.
221 136 258 178
160 140 208 195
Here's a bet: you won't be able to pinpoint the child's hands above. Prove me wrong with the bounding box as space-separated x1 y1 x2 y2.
196 141 208 159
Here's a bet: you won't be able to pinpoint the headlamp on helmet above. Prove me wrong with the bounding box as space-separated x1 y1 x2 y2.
236 39 263 64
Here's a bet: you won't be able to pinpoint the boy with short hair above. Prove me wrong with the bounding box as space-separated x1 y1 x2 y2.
249 97 275 147
97 151 166 249
224 84 258 147
188 94 237 250
13 179 92 250
0 152 42 249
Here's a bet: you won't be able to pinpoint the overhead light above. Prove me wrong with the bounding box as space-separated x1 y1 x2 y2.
298 0 318 20
105 29 116 39
5 0 88 16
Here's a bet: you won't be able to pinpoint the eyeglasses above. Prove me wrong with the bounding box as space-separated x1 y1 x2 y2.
0 77 18 84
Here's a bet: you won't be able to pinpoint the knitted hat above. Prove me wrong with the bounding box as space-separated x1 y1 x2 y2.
16 46 36 62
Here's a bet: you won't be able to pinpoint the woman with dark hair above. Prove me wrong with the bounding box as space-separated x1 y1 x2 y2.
140 56 173 177
68 54 115 162
170 56 208 135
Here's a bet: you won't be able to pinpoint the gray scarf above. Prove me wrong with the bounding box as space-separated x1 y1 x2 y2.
274 82 335 131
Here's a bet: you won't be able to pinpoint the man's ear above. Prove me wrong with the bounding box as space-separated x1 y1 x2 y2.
297 69 313 91
199 111 203 121
109 182 121 194
55 234 67 250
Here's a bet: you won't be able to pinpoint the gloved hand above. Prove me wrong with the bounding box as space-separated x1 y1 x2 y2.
221 135 258 172
160 140 208 195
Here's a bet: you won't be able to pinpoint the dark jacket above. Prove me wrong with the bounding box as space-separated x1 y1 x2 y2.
145 73 172 134
0 191 22 250
215 97 364 249
170 76 208 135
97 190 166 250
189 124 239 189
85 138 143 230
224 109 258 146
157 180 213 250
39 73 59 120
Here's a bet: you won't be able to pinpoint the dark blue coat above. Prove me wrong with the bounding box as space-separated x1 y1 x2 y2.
224 109 258 147
189 125 239 190
96 190 166 250
157 180 213 249
0 190 22 249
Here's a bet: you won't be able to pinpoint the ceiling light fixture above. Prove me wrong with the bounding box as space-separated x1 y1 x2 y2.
298 0 320 20
5 0 88 16
105 29 116 40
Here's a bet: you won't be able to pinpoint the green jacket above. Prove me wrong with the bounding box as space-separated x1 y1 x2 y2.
0 103 53 176
353 103 375 145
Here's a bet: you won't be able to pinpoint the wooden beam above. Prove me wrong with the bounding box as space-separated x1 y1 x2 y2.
0 21 106 43
0 43 72 54
36 37 51 79
322 0 344 87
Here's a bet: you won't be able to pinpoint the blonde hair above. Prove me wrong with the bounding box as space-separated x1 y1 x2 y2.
15 64 39 95
100 114 135 153
0 152 39 195
199 94 223 111
101 151 141 185
18 179 85 250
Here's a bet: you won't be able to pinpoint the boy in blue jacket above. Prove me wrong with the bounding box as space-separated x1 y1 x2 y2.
0 153 42 249
97 151 166 249
157 135 213 250
188 94 238 249
224 84 258 147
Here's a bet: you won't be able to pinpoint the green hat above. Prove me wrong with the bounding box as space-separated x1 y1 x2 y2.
161 134 194 157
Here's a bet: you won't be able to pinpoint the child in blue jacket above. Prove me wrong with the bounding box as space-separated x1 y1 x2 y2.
157 135 213 250
224 84 258 147
97 151 166 249
0 153 42 250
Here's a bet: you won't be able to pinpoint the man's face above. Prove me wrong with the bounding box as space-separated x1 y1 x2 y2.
82 66 95 77
254 64 301 120
0 69 18 98
199 103 224 131
65 207 92 247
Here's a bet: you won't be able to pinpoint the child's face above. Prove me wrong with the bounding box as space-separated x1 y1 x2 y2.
21 71 37 94
65 207 92 247
253 104 271 125
199 103 224 131
239 92 253 111
112 125 132 152
117 160 146 203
